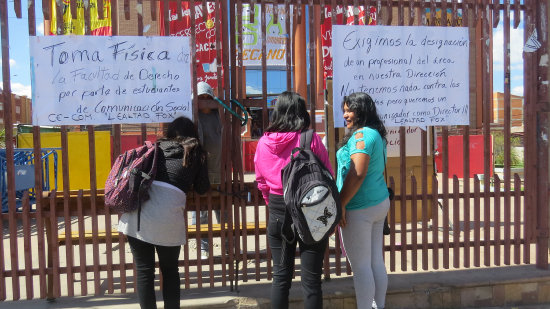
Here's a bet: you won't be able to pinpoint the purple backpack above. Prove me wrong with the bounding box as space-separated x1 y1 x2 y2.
105 141 159 228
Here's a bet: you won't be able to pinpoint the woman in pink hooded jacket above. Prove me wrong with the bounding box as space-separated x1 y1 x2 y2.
254 91 333 309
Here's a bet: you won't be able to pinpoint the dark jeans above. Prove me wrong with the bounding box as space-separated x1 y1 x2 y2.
127 236 181 309
267 194 328 309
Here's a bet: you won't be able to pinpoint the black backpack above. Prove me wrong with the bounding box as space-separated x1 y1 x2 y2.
281 129 341 245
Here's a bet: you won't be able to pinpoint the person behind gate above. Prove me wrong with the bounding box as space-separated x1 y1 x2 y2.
337 92 390 309
195 81 223 259
254 91 333 309
118 116 210 309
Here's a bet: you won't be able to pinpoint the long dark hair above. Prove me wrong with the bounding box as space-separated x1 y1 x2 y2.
163 116 206 167
338 92 387 148
266 91 310 132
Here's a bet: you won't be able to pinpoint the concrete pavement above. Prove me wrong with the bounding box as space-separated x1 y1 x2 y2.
2 264 550 308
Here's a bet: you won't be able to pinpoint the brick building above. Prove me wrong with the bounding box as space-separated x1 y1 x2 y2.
0 90 32 129
492 92 524 128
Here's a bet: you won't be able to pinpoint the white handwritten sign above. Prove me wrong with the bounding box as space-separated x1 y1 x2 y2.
30 36 192 125
386 126 429 157
332 26 469 128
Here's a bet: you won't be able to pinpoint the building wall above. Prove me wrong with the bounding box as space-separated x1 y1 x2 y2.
493 92 524 127
116 0 159 35
0 91 33 128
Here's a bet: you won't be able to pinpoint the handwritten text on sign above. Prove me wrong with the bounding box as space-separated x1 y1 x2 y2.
30 36 191 125
386 127 430 157
332 26 469 128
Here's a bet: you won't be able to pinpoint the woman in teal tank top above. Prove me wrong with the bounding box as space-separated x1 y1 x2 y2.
337 92 390 309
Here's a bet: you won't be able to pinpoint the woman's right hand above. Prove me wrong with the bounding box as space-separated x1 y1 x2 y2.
339 206 347 228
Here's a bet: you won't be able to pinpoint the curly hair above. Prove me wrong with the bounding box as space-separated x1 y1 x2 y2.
338 92 387 148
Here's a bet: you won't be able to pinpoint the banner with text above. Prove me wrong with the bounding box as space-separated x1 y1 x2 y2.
30 36 191 125
240 4 288 66
332 26 469 128
159 1 221 89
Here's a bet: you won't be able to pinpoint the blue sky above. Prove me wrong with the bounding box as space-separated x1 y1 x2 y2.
1 0 44 97
1 1 525 100
492 12 525 96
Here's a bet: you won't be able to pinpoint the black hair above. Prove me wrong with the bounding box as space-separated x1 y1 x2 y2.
266 91 310 132
163 116 206 167
338 92 387 148
166 116 199 139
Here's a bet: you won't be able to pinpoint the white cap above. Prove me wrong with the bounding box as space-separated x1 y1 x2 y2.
197 81 215 98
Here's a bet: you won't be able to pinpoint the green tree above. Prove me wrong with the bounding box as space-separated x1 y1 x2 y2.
493 131 523 167
0 129 5 148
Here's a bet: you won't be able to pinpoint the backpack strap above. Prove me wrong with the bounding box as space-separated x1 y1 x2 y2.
137 141 159 231
300 129 314 150
143 141 159 177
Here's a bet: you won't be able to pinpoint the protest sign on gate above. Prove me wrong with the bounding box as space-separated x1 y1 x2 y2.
386 127 429 157
30 36 192 126
332 26 470 128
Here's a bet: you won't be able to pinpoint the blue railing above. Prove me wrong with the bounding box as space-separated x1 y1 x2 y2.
0 148 59 212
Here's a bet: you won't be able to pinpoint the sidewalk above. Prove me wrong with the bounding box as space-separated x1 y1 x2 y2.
2 264 549 308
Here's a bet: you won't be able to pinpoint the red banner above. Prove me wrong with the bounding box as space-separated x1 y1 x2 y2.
321 6 376 88
159 2 222 90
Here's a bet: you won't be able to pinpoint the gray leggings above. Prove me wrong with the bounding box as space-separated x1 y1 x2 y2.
341 198 390 309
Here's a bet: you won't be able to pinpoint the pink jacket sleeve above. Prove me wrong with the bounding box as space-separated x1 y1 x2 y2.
253 141 270 204
311 132 334 176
